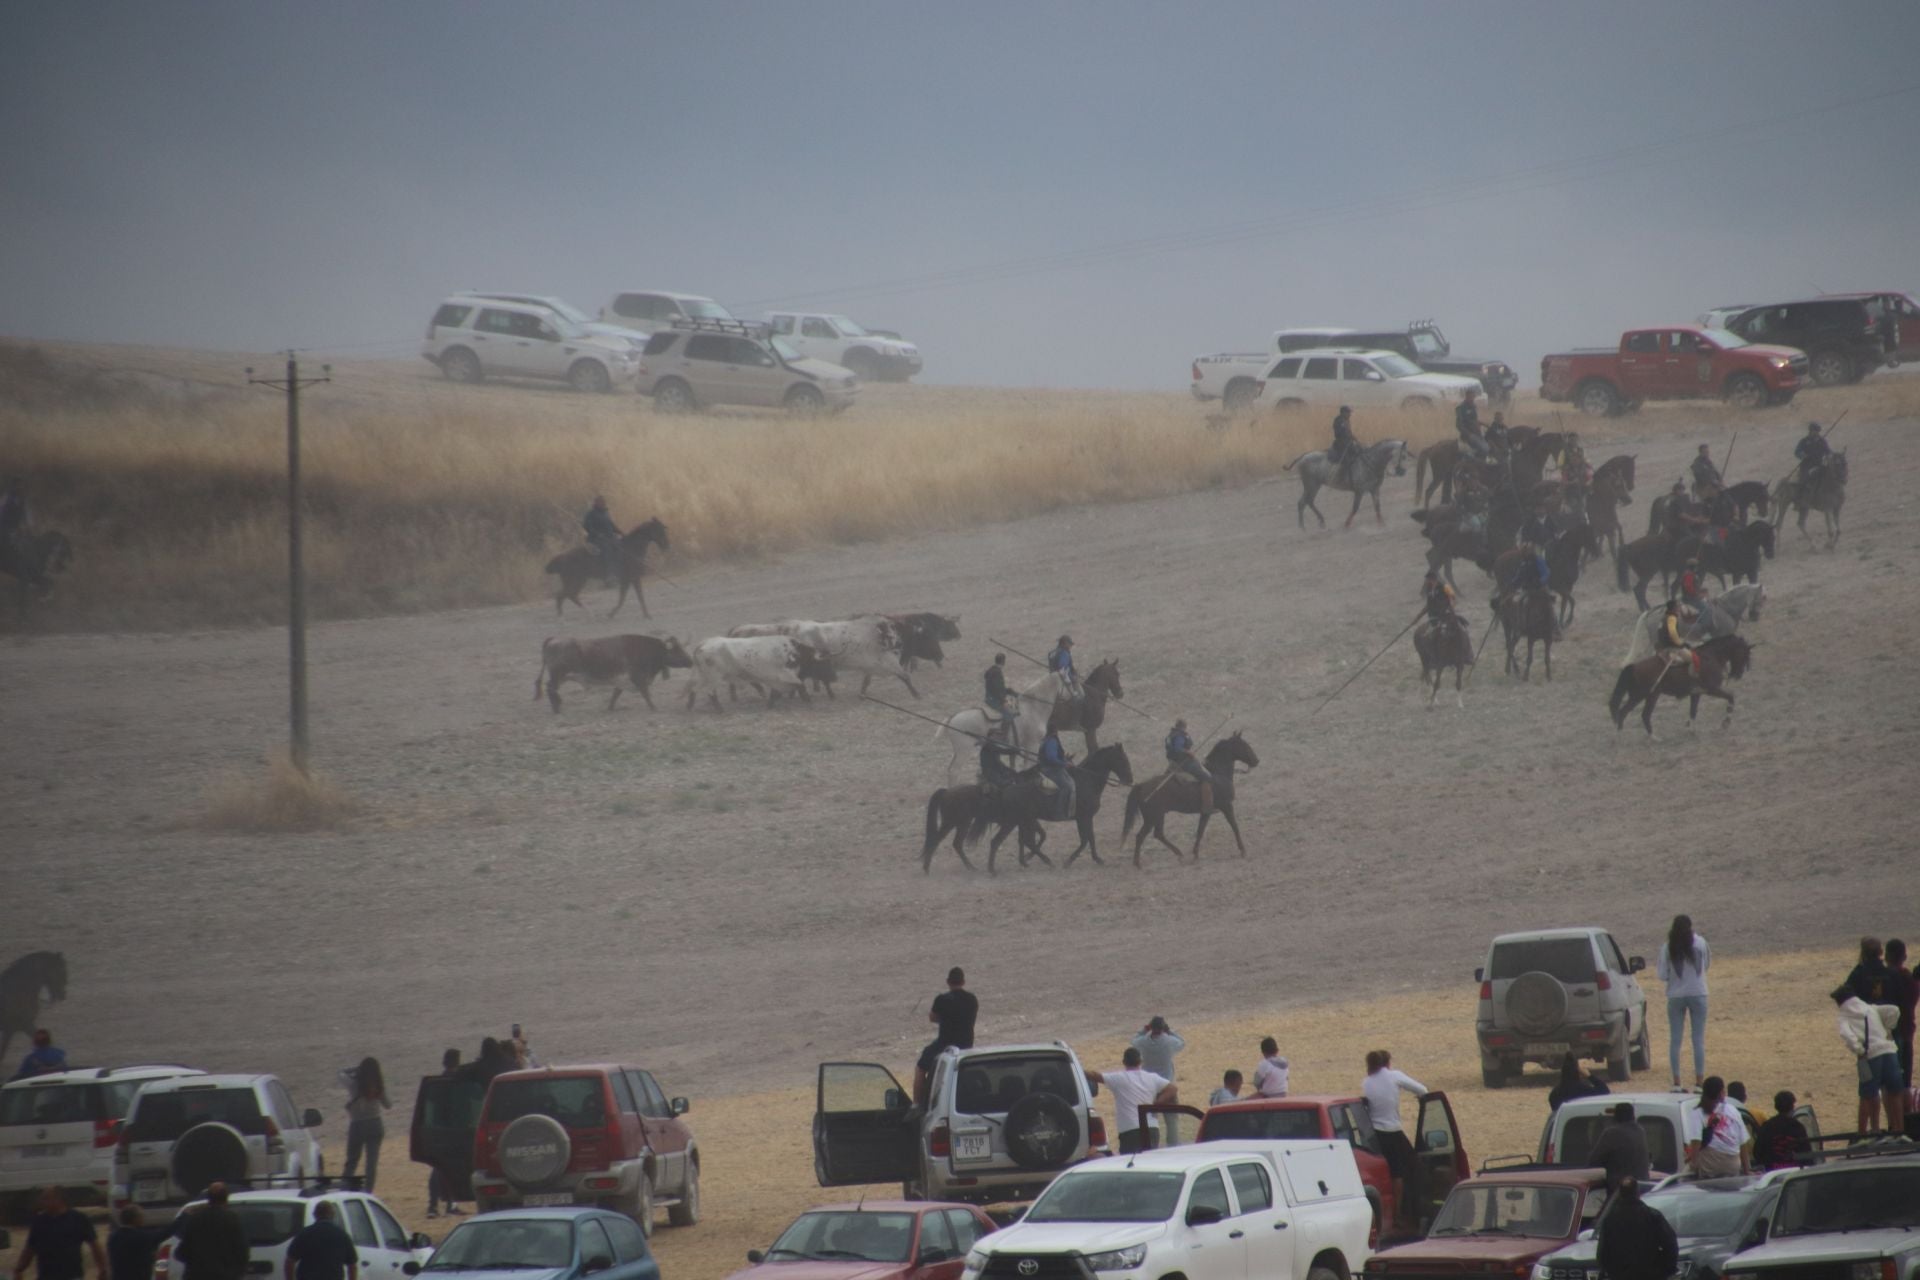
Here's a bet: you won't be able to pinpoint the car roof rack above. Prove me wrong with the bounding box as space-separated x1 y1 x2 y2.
93 1064 200 1078
669 317 768 337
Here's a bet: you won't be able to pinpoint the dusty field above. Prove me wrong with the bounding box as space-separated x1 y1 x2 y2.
2 386 1915 1275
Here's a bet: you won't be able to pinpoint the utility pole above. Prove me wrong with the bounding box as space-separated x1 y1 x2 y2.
247 354 330 772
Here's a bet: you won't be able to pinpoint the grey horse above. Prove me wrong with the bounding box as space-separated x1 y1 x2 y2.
1284 438 1411 529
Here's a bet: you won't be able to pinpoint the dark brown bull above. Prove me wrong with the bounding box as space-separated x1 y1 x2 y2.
534 633 692 712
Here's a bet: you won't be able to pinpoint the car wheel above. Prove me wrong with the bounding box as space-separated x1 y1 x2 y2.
441 348 482 384
1309 1265 1342 1280
667 1160 699 1227
631 1171 655 1237
1808 349 1852 386
1722 372 1766 409
1630 1024 1652 1072
785 384 826 416
841 349 881 381
1575 380 1619 416
1607 1045 1631 1082
1481 1060 1508 1089
569 359 612 394
653 378 694 414
1222 378 1260 412
1399 395 1434 411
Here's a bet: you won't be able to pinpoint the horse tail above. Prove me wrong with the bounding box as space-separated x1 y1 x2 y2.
1614 543 1630 593
1608 663 1638 718
925 790 945 849
1122 786 1141 836
1415 448 1429 500
1282 450 1307 473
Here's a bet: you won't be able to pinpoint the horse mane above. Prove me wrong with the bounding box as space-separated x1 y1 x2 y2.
0 951 63 983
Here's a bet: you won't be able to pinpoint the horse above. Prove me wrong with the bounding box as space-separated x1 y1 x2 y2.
1497 587 1558 681
1623 584 1764 664
1121 733 1259 865
936 669 1067 785
1505 433 1564 492
1414 439 1463 506
543 517 670 618
1584 470 1631 560
1676 521 1774 588
1615 532 1685 612
1776 451 1848 547
1412 616 1475 708
1592 454 1637 502
1722 480 1772 524
0 952 67 1063
967 744 1138 872
1414 514 1494 590
0 531 73 614
1493 524 1604 627
1285 439 1410 529
1043 658 1123 753
1608 634 1753 736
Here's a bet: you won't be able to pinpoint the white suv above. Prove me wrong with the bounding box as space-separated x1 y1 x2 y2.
601 290 735 331
114 1074 325 1208
462 293 650 350
1474 927 1651 1087
1256 348 1483 411
637 321 858 415
765 313 923 382
0 1064 203 1211
154 1186 434 1280
423 296 639 392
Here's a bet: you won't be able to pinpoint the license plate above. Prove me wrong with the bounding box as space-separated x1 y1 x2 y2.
20 1145 66 1159
134 1179 165 1203
1524 1043 1566 1055
953 1132 993 1162
522 1192 573 1206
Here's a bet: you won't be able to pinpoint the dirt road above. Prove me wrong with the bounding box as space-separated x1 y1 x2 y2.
3 410 1913 1133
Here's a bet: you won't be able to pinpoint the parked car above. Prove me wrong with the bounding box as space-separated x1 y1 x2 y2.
1531 1173 1787 1280
1696 305 1761 332
1475 927 1651 1087
812 1042 1108 1206
765 313 923 382
462 294 650 350
469 1064 697 1237
960 1141 1373 1280
154 1185 434 1280
636 320 858 415
1273 322 1519 405
409 1205 659 1280
1539 326 1805 415
1722 297 1888 386
601 291 735 330
1361 1168 1612 1280
1538 1093 1820 1176
1251 348 1484 412
0 1064 203 1212
113 1073 325 1208
728 1201 998 1280
410 1071 488 1218
422 297 639 392
1825 289 1920 364
1720 1153 1920 1280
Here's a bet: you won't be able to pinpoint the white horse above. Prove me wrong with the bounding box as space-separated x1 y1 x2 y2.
1284 438 1410 529
1623 583 1765 664
936 670 1066 785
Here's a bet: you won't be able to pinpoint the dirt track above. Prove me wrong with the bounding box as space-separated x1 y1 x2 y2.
3 409 1915 1180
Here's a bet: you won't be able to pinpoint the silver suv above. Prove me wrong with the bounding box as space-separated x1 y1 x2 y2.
114 1073 325 1208
812 1041 1108 1206
1474 927 1650 1088
636 320 858 415
423 295 639 392
0 1064 203 1211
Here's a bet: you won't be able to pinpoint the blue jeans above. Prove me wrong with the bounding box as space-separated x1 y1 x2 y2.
1668 995 1707 1082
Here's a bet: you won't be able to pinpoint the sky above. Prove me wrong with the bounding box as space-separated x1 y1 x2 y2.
3 1 1918 390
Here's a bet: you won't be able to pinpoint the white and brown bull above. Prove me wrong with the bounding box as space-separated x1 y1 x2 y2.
687 635 838 711
727 615 944 697
534 634 691 712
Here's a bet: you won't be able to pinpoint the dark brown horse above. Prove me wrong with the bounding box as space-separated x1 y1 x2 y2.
1414 438 1464 506
1492 524 1604 627
1592 454 1637 502
1721 480 1772 524
1608 633 1752 735
1775 450 1848 547
1413 617 1474 708
1121 733 1259 865
0 951 66 1063
1046 658 1123 752
1675 521 1774 588
1584 469 1631 559
1615 531 1684 611
544 517 670 618
1497 587 1558 681
970 744 1137 872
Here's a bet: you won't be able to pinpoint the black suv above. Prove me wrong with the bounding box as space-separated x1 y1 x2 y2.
1275 321 1517 406
1723 298 1887 386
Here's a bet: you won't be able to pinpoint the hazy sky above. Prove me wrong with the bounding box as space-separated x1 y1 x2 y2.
4 2 1917 390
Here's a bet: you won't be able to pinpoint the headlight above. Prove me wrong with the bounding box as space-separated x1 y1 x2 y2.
1848 1264 1887 1280
964 1248 989 1272
1530 1264 1551 1280
1083 1245 1148 1271
1770 356 1790 368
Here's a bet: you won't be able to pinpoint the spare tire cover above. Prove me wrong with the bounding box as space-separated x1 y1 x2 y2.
1002 1093 1080 1171
172 1122 250 1197
499 1114 571 1189
1506 971 1570 1038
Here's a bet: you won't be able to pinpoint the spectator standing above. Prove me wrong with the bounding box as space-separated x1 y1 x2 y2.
1657 916 1711 1090
1751 1091 1811 1170
426 1049 465 1220
338 1057 390 1192
106 1208 174 1280
1130 1018 1186 1142
1585 1102 1652 1188
174 1184 249 1280
1848 937 1892 1004
913 967 979 1105
1362 1050 1426 1233
1252 1037 1289 1097
283 1201 357 1280
1885 939 1917 1087
1595 1179 1678 1280
507 1025 540 1070
10 1031 68 1081
1208 1070 1244 1107
1084 1048 1175 1154
1683 1076 1748 1177
1834 984 1905 1134
12 1187 105 1280
1547 1056 1610 1112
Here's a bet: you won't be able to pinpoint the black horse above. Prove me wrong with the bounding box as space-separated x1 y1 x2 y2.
1721 480 1772 524
0 951 67 1063
971 744 1137 871
1121 734 1260 865
543 517 671 618
1676 521 1774 588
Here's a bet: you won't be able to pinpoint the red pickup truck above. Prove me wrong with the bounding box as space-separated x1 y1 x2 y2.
1143 1091 1468 1245
1540 325 1806 415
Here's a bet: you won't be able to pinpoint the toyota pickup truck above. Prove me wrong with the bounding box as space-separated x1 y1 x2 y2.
1539 326 1806 416
1720 1153 1920 1280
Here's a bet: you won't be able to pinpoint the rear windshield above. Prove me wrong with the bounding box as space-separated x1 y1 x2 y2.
126 1088 266 1140
1557 1115 1679 1173
1 1084 100 1126
1201 1109 1323 1141
231 1201 306 1247
484 1077 606 1128
950 1054 1077 1116
1490 938 1593 982
1775 1166 1920 1234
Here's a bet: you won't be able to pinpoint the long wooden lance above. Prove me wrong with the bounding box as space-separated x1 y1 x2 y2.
1312 610 1423 717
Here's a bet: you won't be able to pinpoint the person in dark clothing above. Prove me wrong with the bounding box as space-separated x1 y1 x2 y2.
107 1207 175 1280
983 654 1016 736
11 1031 68 1081
1886 940 1917 1087
977 737 1017 792
1849 937 1892 1004
1547 1055 1611 1111
582 496 622 584
283 1201 357 1280
1793 422 1832 491
1329 406 1357 486
1038 727 1075 818
1046 636 1080 699
1751 1091 1811 1170
426 1049 467 1219
14 1187 106 1280
1585 1103 1652 1188
1690 445 1722 494
1164 719 1212 816
1455 389 1485 459
171 1183 250 1280
914 968 979 1104
1484 412 1510 460
1596 1178 1678 1280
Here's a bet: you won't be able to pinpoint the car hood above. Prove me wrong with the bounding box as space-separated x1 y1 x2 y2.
1427 355 1513 372
985 1221 1168 1254
1371 1236 1569 1267
1732 1231 1920 1265
1395 371 1485 391
567 334 637 358
720 1262 911 1280
785 356 856 381
581 321 650 346
870 339 918 356
1737 343 1805 361
1545 1235 1731 1267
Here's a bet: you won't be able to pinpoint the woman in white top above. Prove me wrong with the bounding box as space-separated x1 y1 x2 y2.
1362 1050 1426 1232
1657 914 1711 1089
1684 1075 1748 1178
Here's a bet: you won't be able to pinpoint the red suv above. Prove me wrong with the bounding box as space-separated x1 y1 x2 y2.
470 1065 697 1238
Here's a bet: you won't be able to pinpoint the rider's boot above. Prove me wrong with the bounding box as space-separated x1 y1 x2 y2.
1200 780 1215 816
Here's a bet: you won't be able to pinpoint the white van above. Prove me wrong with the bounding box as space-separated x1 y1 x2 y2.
1538 1092 1820 1175
0 1065 203 1210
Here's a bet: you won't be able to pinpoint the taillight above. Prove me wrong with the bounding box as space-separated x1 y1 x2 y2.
930 1123 951 1158
94 1118 123 1149
152 1240 174 1280
1088 1115 1107 1149
1594 970 1611 991
1479 981 1493 1001
1191 362 1202 382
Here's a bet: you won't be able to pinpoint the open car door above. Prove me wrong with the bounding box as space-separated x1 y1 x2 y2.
1410 1091 1469 1233
409 1074 486 1195
1136 1104 1206 1149
814 1062 920 1187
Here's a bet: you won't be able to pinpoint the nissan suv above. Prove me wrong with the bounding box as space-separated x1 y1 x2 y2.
0 1064 203 1212
1723 298 1888 386
635 320 858 415
1474 928 1650 1087
423 296 639 392
812 1041 1108 1206
113 1073 325 1208
470 1064 698 1238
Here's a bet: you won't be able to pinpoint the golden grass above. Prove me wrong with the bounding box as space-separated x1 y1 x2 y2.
195 748 355 833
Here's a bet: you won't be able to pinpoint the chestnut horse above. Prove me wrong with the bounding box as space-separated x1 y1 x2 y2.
1122 733 1259 865
1608 634 1752 735
544 517 670 618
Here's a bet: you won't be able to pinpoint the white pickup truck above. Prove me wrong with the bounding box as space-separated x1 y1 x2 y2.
766 312 923 382
961 1140 1372 1280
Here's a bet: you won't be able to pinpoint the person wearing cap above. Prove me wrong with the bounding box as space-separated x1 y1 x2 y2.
1656 599 1698 679
1793 421 1832 493
10 1030 66 1081
1130 1017 1187 1141
1454 387 1485 459
1584 1101 1652 1188
582 495 622 584
1163 720 1213 816
914 968 978 1106
1595 1178 1677 1280
1329 405 1358 487
1690 444 1723 495
1046 635 1080 700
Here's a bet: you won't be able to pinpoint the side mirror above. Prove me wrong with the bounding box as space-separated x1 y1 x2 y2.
1474 967 1485 982
410 1233 433 1250
302 1108 324 1128
1186 1204 1223 1227
883 1088 909 1111
670 1096 690 1116
1629 956 1646 973
583 1256 614 1275
403 1266 422 1277
747 1250 766 1264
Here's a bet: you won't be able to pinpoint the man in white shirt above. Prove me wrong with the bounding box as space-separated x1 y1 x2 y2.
1253 1037 1289 1097
1085 1048 1177 1154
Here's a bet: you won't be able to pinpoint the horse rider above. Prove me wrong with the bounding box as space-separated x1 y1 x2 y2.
1485 411 1510 461
1037 725 1076 819
0 478 29 562
1329 405 1358 487
1793 421 1832 494
978 732 1019 793
983 653 1018 740
1664 480 1707 544
1701 483 1736 547
1690 444 1723 495
1656 598 1699 679
1455 387 1487 460
582 495 622 584
1047 634 1081 701
1164 718 1214 816
1674 557 1709 614
1519 501 1556 551
1423 567 1460 630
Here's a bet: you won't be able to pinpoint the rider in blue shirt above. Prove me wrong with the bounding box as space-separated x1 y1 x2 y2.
11 1030 68 1080
1038 728 1076 818
1046 635 1080 699
1165 719 1214 815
